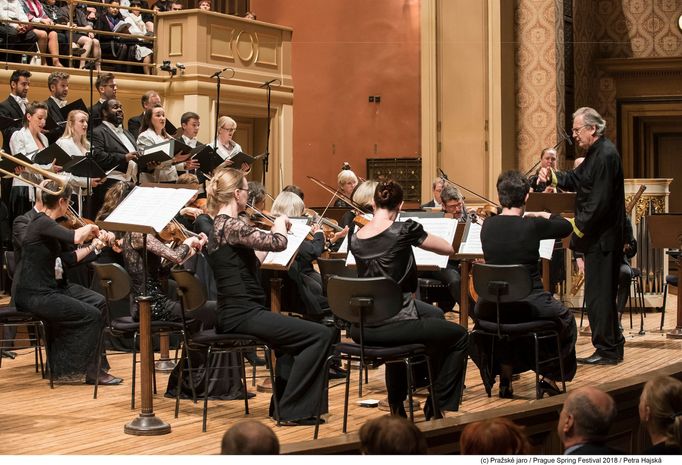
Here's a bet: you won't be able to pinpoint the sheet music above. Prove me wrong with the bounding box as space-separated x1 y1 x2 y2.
337 234 348 253
262 218 311 267
103 186 197 233
401 217 458 268
538 239 555 260
458 221 483 255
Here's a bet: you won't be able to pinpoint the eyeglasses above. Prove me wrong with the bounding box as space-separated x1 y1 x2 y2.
571 125 589 135
221 126 236 132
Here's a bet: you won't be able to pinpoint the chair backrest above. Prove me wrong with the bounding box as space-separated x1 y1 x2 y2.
327 276 403 325
472 263 533 303
171 269 207 314
317 258 357 296
4 250 15 281
91 262 132 302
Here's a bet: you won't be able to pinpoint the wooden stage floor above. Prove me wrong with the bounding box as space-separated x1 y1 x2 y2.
1 296 680 455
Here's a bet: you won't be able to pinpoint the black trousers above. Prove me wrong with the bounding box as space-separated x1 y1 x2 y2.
584 248 625 359
223 308 335 421
351 300 469 412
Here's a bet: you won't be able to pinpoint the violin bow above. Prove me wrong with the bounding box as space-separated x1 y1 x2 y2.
307 175 368 216
438 169 500 207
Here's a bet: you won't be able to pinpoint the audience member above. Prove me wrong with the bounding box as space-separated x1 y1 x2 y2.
123 0 154 74
460 418 531 454
220 420 279 455
359 416 427 455
639 376 682 455
557 387 621 455
244 11 256 20
0 0 39 62
171 1 183 11
198 0 211 11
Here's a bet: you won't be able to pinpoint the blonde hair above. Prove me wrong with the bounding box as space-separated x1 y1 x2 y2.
61 110 90 150
271 191 304 217
206 168 245 216
352 180 377 210
176 173 199 185
217 116 237 131
337 169 358 188
641 376 682 447
96 181 131 221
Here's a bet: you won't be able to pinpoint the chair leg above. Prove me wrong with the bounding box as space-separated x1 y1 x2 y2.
425 355 441 418
37 322 53 389
342 354 352 434
174 345 187 418
556 332 566 394
240 352 249 415
533 333 542 400
264 346 280 425
180 332 197 403
314 354 335 439
202 346 213 432
405 359 414 422
357 357 363 398
660 283 668 330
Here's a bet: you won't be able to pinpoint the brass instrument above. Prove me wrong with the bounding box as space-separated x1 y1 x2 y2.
0 150 66 195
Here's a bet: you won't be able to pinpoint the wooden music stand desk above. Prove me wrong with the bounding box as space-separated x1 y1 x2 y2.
647 214 682 339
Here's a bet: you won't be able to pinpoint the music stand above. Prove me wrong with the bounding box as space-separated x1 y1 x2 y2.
647 213 682 339
63 156 107 215
526 192 576 214
98 184 198 435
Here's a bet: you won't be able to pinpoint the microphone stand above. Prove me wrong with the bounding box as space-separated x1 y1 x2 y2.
210 67 234 158
260 79 278 185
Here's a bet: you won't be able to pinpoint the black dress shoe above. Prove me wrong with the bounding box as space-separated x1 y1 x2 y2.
576 353 618 365
538 379 562 397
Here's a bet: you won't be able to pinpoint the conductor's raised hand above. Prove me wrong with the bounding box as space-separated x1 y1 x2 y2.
538 166 551 184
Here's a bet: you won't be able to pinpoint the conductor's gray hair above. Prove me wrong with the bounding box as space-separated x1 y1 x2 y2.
573 107 606 137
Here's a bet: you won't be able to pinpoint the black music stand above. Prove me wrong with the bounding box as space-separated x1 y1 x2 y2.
526 192 576 214
647 213 682 339
64 156 107 215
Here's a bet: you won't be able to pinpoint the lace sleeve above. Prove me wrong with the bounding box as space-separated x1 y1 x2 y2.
209 214 287 253
129 232 191 265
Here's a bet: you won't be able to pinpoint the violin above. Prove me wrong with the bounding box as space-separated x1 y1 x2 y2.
159 219 202 243
303 208 344 239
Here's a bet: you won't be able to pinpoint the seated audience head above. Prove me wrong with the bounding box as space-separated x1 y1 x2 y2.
220 420 279 455
271 191 304 218
440 184 464 218
244 11 256 20
557 387 617 450
40 180 73 212
496 170 530 209
140 103 167 136
198 0 211 10
352 180 378 213
96 73 117 100
247 181 266 211
359 416 427 455
206 168 246 215
539 147 557 170
102 99 124 126
460 417 531 454
63 110 90 147
23 101 48 130
639 375 682 449
337 168 358 198
47 71 69 100
9 69 31 98
180 111 200 139
373 179 402 213
96 181 132 221
282 184 304 201
431 177 444 204
171 1 183 10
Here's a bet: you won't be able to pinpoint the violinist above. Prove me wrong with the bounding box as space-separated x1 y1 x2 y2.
174 173 204 230
470 170 576 398
137 104 198 183
440 184 466 221
14 181 122 385
528 147 558 193
205 168 334 425
333 167 359 208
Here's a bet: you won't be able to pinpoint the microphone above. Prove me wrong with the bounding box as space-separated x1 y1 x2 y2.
210 67 232 79
438 168 449 180
259 78 279 88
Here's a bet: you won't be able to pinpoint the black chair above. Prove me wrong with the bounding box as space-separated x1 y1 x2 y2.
620 267 646 330
316 257 357 297
0 251 52 388
418 277 454 312
471 263 566 400
314 276 439 439
171 269 280 432
91 262 188 406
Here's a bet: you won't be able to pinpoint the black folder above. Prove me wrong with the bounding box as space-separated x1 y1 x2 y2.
33 144 71 166
138 138 192 167
229 151 256 167
165 119 178 136
0 115 21 130
192 145 222 173
63 156 107 178
0 152 34 172
45 99 89 131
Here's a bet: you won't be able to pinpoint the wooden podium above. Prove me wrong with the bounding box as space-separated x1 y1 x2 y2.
647 214 682 339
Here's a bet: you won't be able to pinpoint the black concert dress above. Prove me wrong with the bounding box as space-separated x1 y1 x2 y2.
207 214 335 421
349 219 469 412
471 214 578 391
14 213 104 380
